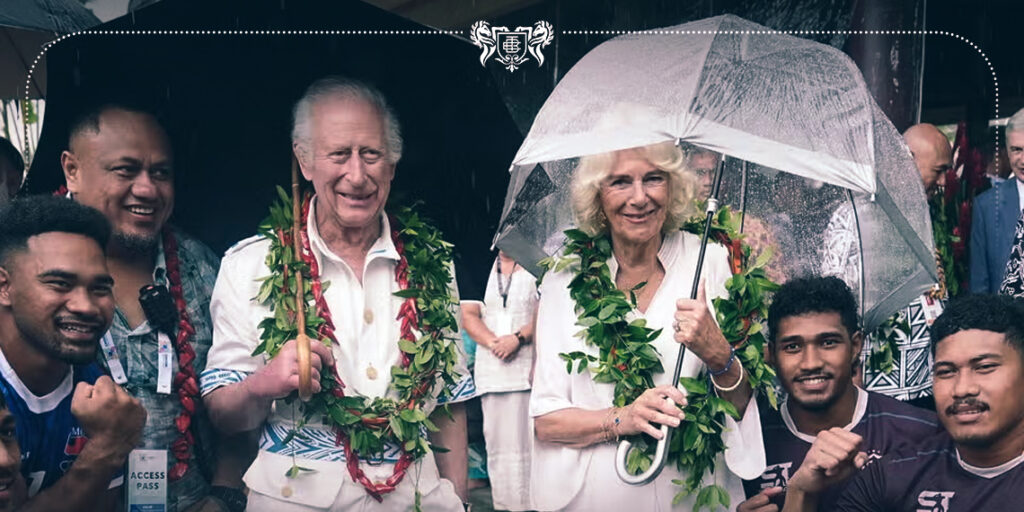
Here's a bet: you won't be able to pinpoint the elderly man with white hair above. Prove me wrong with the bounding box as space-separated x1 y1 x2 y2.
200 76 475 511
972 107 1024 293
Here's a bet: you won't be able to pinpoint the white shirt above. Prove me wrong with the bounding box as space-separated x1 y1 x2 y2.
200 199 473 508
529 230 765 511
1016 177 1024 212
470 260 538 394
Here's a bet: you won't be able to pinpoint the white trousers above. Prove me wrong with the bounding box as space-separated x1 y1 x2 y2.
481 391 533 511
243 451 462 512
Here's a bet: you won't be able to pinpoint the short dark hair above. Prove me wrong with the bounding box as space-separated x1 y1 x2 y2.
0 195 111 265
931 294 1024 355
768 275 860 344
67 102 161 148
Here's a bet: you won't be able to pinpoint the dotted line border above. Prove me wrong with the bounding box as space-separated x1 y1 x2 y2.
20 28 1001 174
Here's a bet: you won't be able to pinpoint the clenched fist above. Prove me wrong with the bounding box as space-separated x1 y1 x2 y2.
71 376 147 460
246 338 336 401
786 428 868 495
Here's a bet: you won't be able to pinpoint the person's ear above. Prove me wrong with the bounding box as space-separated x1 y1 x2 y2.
0 266 12 307
764 341 775 368
61 150 80 195
851 331 864 367
293 144 312 181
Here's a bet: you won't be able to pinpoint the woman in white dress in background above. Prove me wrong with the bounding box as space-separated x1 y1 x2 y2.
461 251 538 511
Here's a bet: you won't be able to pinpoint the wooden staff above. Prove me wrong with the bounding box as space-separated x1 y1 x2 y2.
292 157 313 401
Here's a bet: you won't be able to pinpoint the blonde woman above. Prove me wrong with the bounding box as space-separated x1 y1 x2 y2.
529 142 765 510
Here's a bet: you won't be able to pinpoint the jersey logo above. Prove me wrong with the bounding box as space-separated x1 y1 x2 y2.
758 462 793 489
917 490 955 512
64 427 87 456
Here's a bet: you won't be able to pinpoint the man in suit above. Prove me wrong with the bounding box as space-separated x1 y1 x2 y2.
971 107 1024 293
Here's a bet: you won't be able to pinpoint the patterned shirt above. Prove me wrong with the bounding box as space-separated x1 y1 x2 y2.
822 204 938 400
98 229 219 512
834 433 1024 511
743 388 940 510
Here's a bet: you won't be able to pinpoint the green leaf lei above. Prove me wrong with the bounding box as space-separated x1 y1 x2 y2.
252 188 462 499
541 206 779 510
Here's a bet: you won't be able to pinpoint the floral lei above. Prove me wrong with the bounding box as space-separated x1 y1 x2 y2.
54 186 199 481
254 189 462 501
544 206 779 510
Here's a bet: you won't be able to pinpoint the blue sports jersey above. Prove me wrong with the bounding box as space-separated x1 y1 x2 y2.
0 348 122 496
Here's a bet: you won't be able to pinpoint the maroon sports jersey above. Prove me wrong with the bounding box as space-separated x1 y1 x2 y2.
834 432 1024 511
743 388 941 510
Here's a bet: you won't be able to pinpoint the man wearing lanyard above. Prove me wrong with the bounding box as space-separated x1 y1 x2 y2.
0 195 146 509
60 103 249 512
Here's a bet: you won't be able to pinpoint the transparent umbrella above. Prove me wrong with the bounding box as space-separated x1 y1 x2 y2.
494 14 938 333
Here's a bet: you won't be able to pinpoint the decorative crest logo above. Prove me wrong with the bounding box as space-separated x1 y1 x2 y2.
917 490 955 512
470 21 554 72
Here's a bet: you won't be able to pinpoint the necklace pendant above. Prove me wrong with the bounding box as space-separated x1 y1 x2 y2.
366 364 378 380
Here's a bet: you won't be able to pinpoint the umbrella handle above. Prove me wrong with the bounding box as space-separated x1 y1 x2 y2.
296 332 313 401
614 424 671 485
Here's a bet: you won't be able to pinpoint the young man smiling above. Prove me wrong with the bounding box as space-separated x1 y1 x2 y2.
0 195 147 510
783 294 1024 511
738 277 939 512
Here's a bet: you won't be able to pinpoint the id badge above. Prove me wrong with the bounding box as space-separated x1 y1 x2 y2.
156 332 174 395
494 310 514 336
99 332 128 385
127 449 167 511
922 296 944 326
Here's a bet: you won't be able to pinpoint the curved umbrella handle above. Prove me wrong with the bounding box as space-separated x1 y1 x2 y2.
614 424 671 485
296 332 313 401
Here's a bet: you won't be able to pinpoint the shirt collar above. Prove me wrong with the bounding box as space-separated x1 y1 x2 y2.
957 448 1024 479
780 386 868 443
305 196 400 269
152 235 168 285
606 230 680 278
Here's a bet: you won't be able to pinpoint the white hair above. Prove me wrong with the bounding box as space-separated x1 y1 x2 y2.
1007 107 1024 144
291 76 403 164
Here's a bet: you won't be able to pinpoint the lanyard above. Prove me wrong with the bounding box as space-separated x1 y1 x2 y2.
495 258 516 309
98 328 175 394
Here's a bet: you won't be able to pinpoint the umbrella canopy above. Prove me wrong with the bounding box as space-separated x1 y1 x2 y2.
21 0 522 297
494 14 937 330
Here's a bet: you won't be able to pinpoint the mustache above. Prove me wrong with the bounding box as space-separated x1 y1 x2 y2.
946 397 990 416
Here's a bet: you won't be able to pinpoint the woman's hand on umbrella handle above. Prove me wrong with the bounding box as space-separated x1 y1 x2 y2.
674 280 732 370
617 385 687 439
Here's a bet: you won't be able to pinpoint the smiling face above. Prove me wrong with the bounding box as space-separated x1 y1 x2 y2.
599 148 669 249
1008 131 1024 183
933 329 1024 450
62 109 174 253
769 311 862 411
0 232 114 365
296 97 395 235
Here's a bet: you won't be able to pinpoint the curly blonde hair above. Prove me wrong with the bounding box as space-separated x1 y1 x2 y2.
570 141 699 236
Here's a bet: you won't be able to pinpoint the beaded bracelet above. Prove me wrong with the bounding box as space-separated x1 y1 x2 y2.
603 406 622 443
710 360 745 393
708 347 736 377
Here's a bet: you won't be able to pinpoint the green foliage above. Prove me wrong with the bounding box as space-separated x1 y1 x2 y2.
548 206 779 504
255 194 462 465
868 311 909 375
